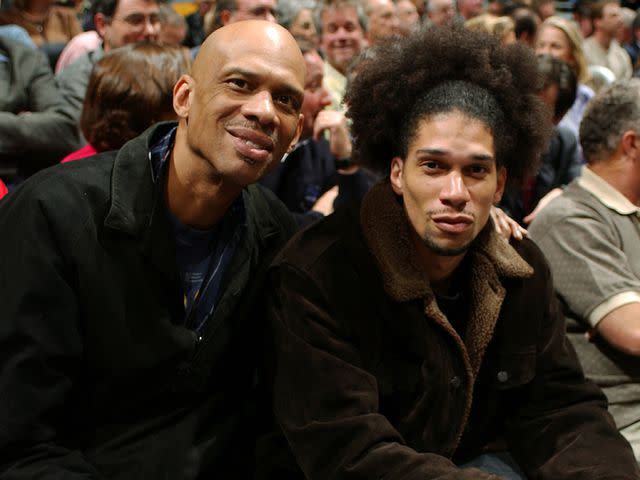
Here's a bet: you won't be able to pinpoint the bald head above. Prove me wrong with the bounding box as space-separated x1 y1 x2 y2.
172 20 306 189
193 20 305 85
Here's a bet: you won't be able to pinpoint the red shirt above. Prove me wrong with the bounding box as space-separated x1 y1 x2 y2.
0 179 8 200
61 144 98 163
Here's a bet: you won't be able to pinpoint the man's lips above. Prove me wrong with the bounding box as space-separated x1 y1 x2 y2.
432 214 474 233
226 126 274 164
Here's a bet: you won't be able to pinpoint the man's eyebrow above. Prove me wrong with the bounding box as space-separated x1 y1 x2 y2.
222 67 304 98
416 148 494 161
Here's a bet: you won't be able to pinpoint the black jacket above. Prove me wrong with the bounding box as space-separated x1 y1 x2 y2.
0 123 296 479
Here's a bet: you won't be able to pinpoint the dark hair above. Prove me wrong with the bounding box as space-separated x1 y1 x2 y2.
345 25 552 186
211 0 236 32
590 0 618 21
80 42 191 152
512 7 538 40
536 54 577 120
91 0 119 19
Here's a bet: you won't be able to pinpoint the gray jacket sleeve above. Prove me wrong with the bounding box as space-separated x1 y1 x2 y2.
0 43 83 163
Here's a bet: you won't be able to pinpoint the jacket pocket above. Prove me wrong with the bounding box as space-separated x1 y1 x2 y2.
490 348 536 390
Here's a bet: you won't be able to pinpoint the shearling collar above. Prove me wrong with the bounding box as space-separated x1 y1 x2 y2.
360 181 534 454
360 182 533 303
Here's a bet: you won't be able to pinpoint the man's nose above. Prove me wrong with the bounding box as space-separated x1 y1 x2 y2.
320 88 332 107
144 18 159 38
440 171 471 208
242 90 277 127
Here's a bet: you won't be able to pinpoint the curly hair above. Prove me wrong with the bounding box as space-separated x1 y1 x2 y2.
345 25 552 187
80 42 191 152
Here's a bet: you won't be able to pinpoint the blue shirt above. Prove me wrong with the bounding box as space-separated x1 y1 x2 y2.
150 127 246 334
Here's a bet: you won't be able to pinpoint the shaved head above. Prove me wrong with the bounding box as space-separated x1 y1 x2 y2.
193 20 306 85
171 20 306 192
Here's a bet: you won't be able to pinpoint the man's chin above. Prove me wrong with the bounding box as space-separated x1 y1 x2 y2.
423 236 473 257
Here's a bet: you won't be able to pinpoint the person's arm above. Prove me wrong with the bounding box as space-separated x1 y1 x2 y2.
267 263 501 480
0 179 102 478
0 45 79 161
594 302 640 356
502 240 639 478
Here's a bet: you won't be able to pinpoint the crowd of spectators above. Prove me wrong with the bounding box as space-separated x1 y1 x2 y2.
1 0 640 476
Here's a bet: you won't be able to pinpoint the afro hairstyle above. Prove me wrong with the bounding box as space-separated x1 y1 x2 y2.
344 25 552 187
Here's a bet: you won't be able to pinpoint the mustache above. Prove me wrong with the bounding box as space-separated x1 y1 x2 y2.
225 121 276 141
428 208 475 218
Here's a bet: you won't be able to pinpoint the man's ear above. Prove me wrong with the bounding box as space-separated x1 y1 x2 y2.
220 9 232 25
390 157 404 195
493 166 507 204
621 129 638 159
94 12 109 38
173 74 194 119
287 114 304 152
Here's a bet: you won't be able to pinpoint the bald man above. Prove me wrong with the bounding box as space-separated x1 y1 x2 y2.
0 21 304 479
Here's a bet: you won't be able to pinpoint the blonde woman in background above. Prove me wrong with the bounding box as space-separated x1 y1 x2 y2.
535 15 594 137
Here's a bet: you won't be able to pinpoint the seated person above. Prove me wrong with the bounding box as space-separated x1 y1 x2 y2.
0 21 304 478
61 42 190 162
0 0 80 47
158 3 187 46
259 37 374 226
500 54 582 225
0 34 76 181
52 0 161 152
530 79 640 462
262 26 639 479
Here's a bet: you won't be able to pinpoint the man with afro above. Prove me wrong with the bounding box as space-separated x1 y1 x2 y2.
263 26 640 479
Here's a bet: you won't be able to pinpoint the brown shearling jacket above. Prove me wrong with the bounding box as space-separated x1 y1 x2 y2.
265 182 640 480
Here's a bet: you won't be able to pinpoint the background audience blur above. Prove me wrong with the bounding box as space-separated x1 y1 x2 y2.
61 41 189 161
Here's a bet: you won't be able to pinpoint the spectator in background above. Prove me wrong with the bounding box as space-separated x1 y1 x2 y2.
465 14 516 45
574 0 595 37
0 35 74 181
55 30 101 73
396 0 420 36
260 37 373 226
529 79 640 462
536 16 595 138
426 0 455 26
53 0 161 152
61 42 190 162
277 0 318 46
210 0 276 32
183 0 214 47
583 0 632 80
0 178 7 199
410 0 425 17
158 3 187 45
511 5 538 48
0 0 80 47
457 0 483 21
363 0 399 45
619 7 635 49
500 54 581 226
624 10 640 69
531 0 555 20
314 0 367 111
